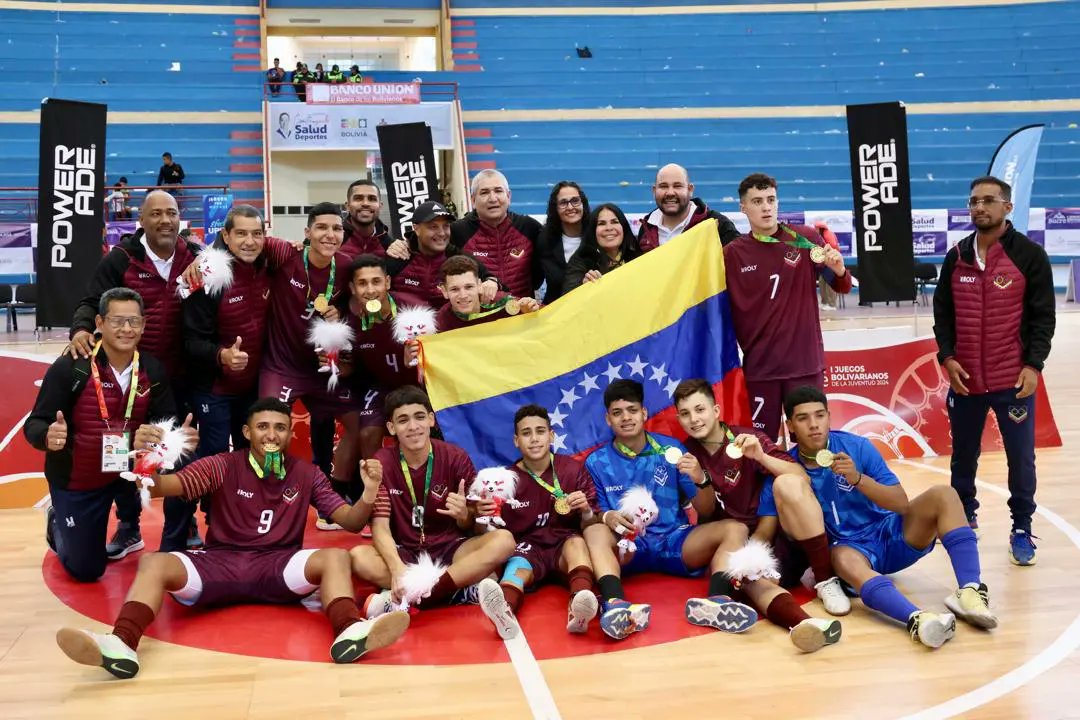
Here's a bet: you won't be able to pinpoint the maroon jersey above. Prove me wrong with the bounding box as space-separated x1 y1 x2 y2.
433 295 512 333
343 294 414 391
262 240 352 377
684 425 792 527
373 439 476 552
723 225 852 381
500 455 598 546
176 451 346 551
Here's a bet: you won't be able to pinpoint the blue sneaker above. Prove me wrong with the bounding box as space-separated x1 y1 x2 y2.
1009 530 1038 566
450 582 482 606
599 598 651 640
684 595 758 633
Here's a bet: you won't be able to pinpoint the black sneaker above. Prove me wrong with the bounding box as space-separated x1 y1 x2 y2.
105 525 144 561
45 506 56 553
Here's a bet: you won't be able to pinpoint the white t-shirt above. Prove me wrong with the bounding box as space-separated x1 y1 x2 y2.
562 234 582 263
645 206 694 245
140 236 175 280
111 363 133 393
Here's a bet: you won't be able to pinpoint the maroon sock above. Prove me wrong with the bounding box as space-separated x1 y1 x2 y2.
352 579 378 605
112 601 156 651
566 565 594 595
326 596 364 637
766 592 810 630
418 571 459 609
800 533 834 583
501 583 524 612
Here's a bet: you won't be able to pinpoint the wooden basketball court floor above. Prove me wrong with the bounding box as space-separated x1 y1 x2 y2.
2 305 1080 720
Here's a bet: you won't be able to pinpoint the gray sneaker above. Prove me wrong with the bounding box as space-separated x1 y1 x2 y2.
105 525 144 561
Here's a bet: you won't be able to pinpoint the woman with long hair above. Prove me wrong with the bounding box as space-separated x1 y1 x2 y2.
563 203 640 293
539 181 590 303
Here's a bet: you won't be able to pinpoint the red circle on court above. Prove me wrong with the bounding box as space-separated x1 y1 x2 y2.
43 508 813 665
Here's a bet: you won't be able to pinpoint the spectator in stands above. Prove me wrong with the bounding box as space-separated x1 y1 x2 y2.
266 58 285 97
312 63 328 84
348 65 365 83
157 153 184 193
106 177 132 220
563 203 640 293
327 64 345 83
293 62 308 102
451 169 545 300
638 163 738 251
539 181 590 303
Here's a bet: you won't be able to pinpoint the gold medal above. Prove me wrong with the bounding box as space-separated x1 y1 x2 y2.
313 295 329 314
810 246 827 264
554 495 571 515
725 443 743 460
505 298 521 316
263 442 281 453
816 449 834 467
365 298 382 314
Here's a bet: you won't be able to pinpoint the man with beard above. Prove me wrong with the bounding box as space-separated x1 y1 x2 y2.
340 180 409 261
637 164 738 252
67 190 200 558
933 176 1055 565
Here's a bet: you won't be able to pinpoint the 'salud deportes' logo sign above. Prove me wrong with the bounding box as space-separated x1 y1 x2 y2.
293 113 329 142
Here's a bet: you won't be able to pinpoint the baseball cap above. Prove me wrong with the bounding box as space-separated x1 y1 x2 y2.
412 201 453 225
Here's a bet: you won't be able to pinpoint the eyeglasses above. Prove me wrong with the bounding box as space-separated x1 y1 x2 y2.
968 197 1004 209
104 316 145 329
557 197 582 209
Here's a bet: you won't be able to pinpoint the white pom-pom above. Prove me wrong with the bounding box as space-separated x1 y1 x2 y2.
469 466 519 501
307 318 354 353
726 539 781 584
392 305 438 344
398 553 447 608
617 486 659 532
152 418 198 470
195 246 235 297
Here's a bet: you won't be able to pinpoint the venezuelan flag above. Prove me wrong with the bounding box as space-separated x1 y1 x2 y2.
422 219 749 467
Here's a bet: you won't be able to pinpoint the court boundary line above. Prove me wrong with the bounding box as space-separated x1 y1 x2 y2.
896 459 1080 720
504 631 562 719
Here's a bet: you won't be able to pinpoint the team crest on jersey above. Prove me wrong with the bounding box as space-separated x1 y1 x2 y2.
1008 405 1029 423
833 471 855 493
723 467 741 486
784 248 801 267
509 248 525 259
652 465 669 487
282 485 300 504
993 274 1013 290
432 482 448 499
134 383 149 397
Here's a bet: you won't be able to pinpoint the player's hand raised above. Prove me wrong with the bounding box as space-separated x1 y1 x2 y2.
733 433 763 462
219 336 249 372
321 305 341 322
823 245 846 275
46 411 68 451
675 452 704 485
359 458 383 496
565 490 589 513
437 479 470 522
831 452 857 481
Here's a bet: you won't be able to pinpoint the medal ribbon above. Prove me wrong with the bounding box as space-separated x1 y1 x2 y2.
248 450 286 480
89 341 140 430
798 435 831 464
615 434 664 458
521 454 564 498
303 247 336 308
360 294 397 331
454 295 514 321
751 223 817 250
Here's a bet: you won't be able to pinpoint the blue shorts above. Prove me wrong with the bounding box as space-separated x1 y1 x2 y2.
623 524 704 578
834 513 934 575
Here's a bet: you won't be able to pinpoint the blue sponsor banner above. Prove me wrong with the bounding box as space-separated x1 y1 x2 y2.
202 194 233 240
988 124 1044 235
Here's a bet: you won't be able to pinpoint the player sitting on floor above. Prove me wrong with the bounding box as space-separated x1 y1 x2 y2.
765 386 998 649
55 398 409 678
486 404 602 634
582 379 758 640
350 386 519 638
674 379 842 652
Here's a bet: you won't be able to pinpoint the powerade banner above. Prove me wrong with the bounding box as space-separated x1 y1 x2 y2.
36 98 107 328
268 101 453 151
202 193 233 241
377 122 439 240
988 124 1044 235
846 102 915 302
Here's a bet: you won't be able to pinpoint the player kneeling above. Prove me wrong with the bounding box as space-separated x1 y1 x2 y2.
770 387 997 649
55 398 408 678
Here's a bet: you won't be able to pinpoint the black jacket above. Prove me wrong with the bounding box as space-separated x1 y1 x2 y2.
157 163 184 186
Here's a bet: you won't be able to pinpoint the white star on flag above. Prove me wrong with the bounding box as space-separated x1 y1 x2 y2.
549 407 567 428
626 355 647 377
664 377 681 396
560 386 580 409
552 432 567 452
650 362 668 384
579 371 600 394
603 362 623 383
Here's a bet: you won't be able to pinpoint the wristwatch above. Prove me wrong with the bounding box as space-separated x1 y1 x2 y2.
695 470 712 489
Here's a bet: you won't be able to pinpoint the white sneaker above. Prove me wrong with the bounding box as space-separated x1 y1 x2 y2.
330 611 410 663
56 628 139 679
363 589 395 619
944 583 998 630
907 611 956 649
566 589 599 634
478 578 520 640
789 618 842 653
815 577 852 616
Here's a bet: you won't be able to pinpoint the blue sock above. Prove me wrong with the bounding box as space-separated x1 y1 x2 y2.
941 526 981 588
860 575 919 624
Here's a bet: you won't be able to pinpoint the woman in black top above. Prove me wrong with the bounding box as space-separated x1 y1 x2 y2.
562 203 640 293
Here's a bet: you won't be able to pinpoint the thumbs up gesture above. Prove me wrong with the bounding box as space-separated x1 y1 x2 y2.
219 336 249 373
47 411 68 451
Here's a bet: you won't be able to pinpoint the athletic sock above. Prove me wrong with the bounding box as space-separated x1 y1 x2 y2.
860 575 919 624
112 600 156 651
941 526 981 588
325 596 364 637
567 565 594 595
707 571 737 598
418 571 459 608
597 574 625 601
501 583 524 612
799 533 835 583
765 592 810 630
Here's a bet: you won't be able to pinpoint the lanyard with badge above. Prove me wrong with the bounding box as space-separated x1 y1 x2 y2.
752 223 827 264
90 341 140 473
521 454 571 515
400 449 434 543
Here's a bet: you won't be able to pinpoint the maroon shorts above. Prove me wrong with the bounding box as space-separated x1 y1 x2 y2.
511 534 574 586
396 535 469 567
259 369 356 418
744 371 824 442
170 548 318 608
354 386 386 429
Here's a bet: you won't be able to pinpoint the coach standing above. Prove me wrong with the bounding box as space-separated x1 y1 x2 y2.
933 176 1055 567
